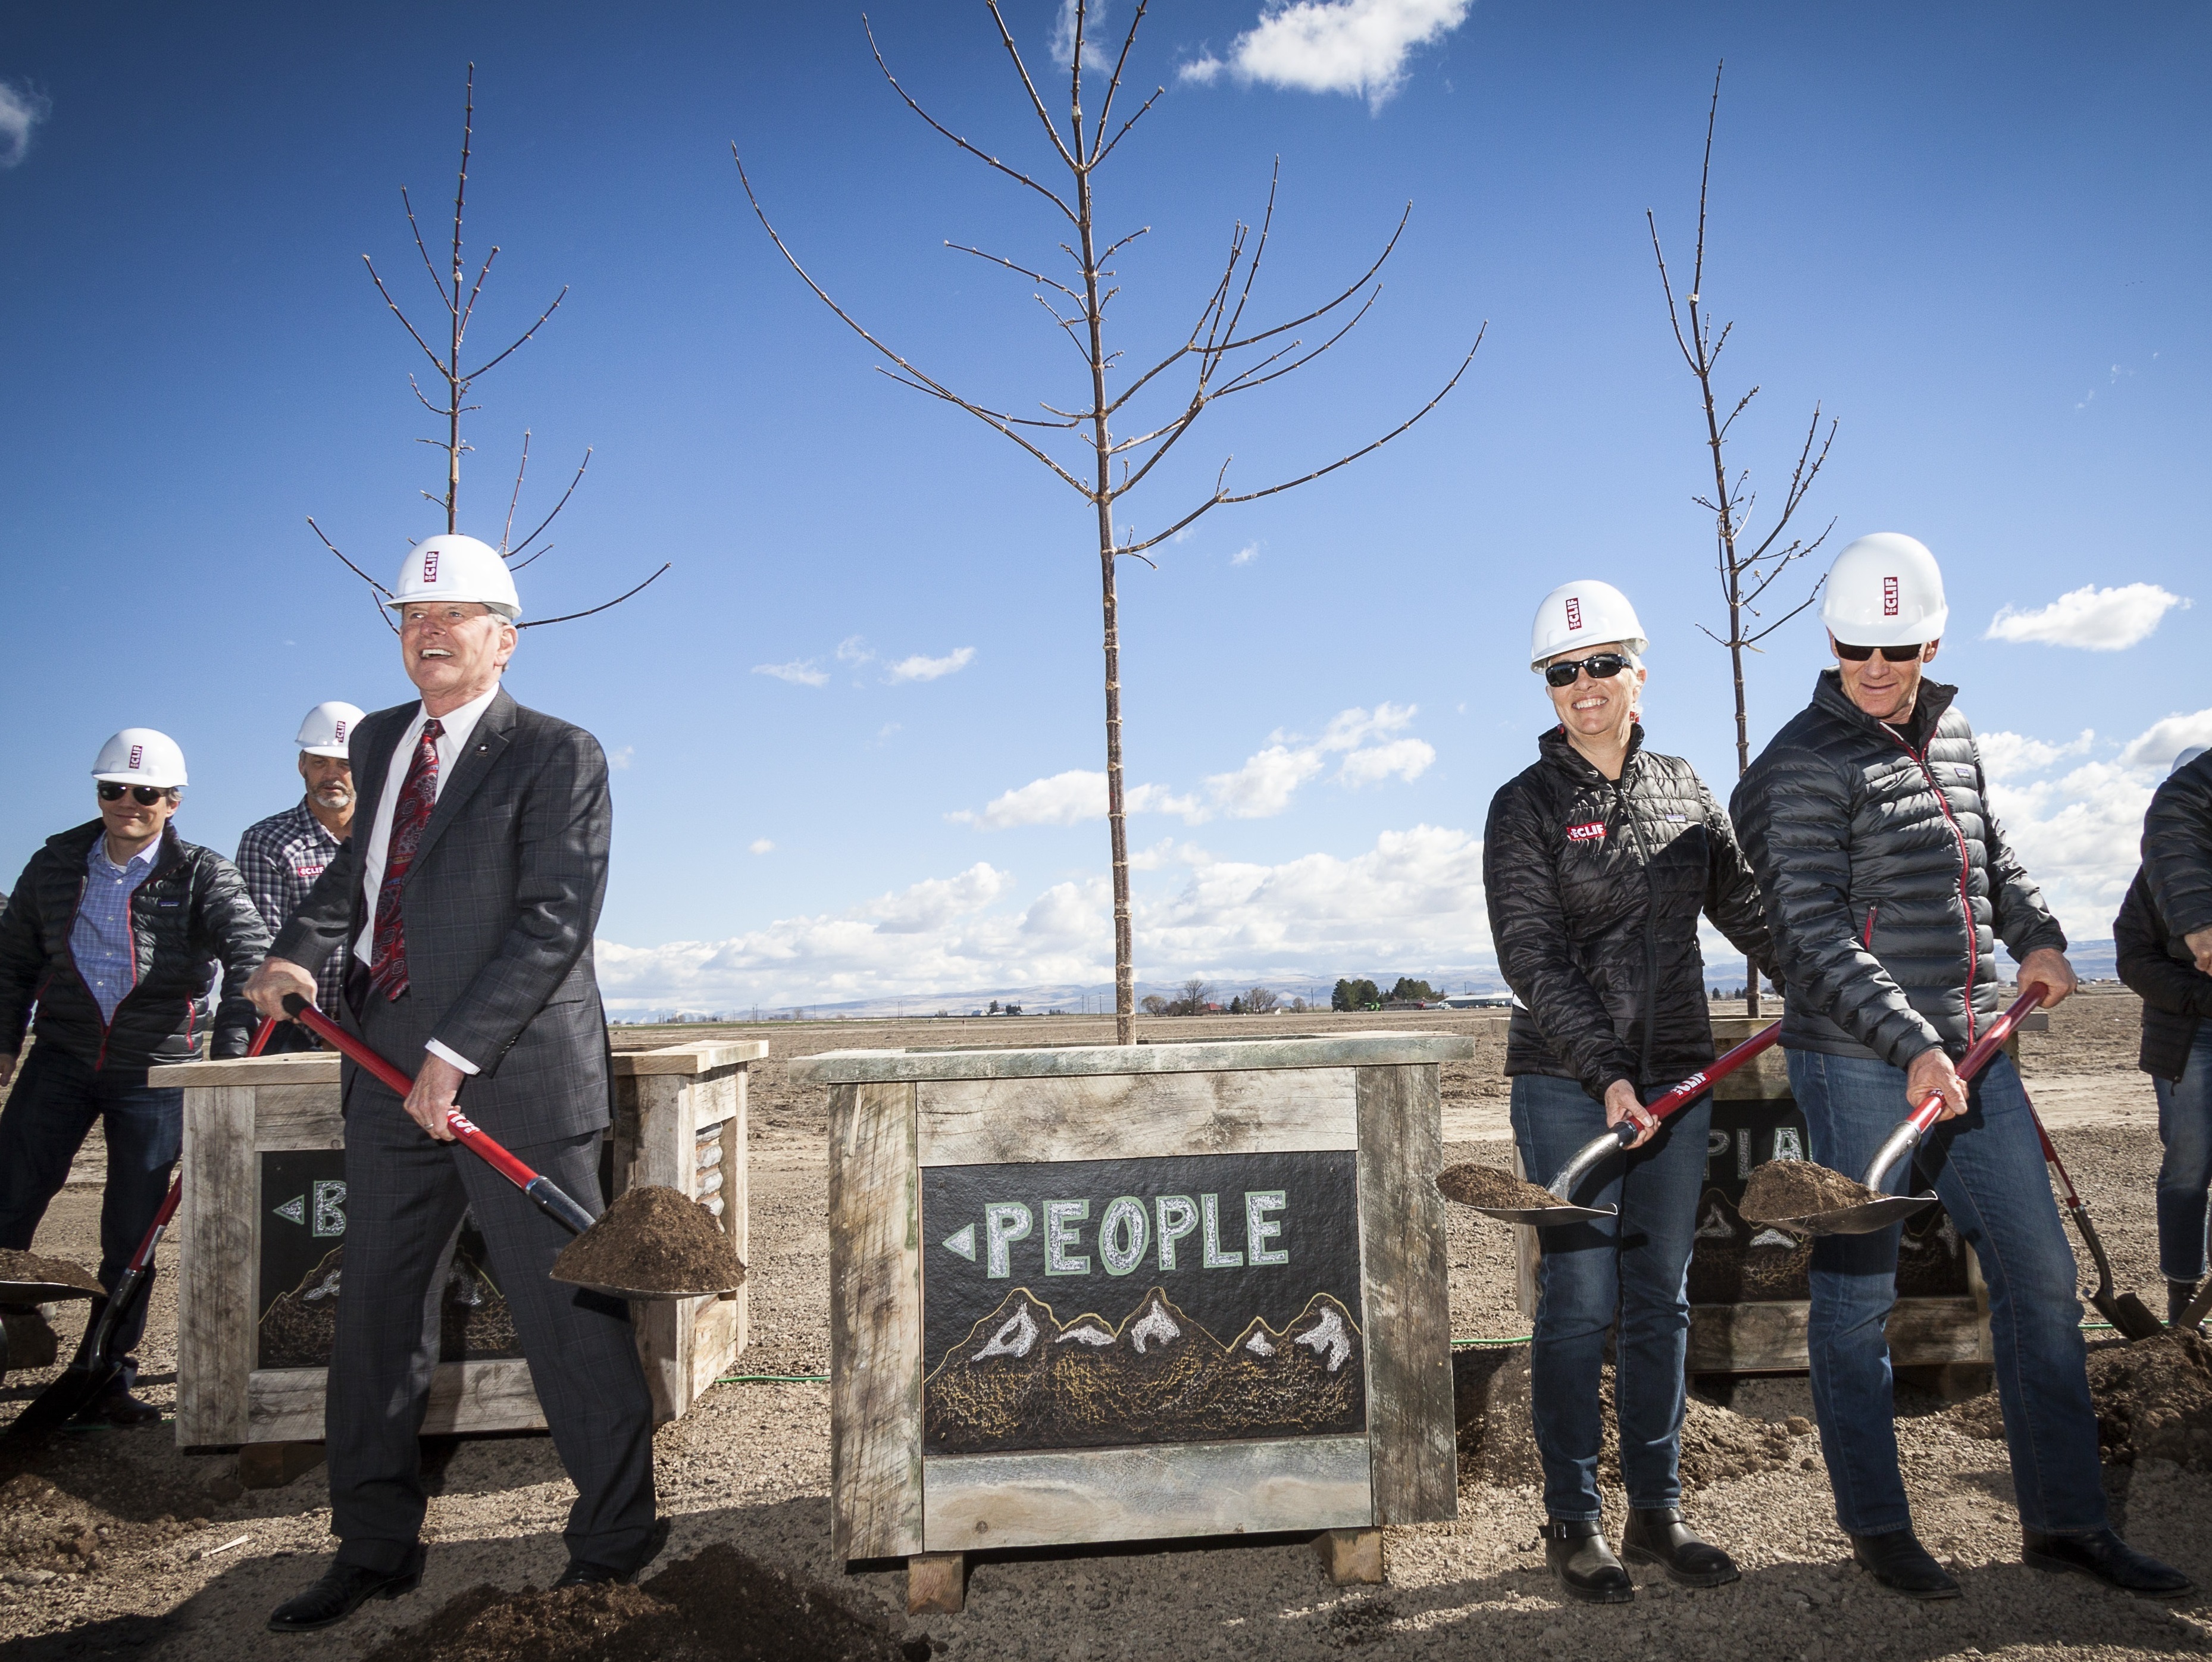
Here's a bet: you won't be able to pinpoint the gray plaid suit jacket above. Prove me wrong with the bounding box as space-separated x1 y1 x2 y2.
271 686 614 1146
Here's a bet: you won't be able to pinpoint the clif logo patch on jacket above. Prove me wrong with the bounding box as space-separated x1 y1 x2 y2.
1565 821 1607 844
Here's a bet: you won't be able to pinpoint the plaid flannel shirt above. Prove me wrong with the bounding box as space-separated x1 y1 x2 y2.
236 800 348 1014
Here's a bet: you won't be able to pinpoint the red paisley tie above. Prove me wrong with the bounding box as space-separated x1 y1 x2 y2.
368 719 443 1000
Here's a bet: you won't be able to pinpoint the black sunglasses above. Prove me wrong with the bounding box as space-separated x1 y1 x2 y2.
1832 641 1925 663
1544 653 1632 688
98 783 173 806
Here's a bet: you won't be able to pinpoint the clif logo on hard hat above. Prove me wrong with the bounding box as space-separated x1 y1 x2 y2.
1566 821 1607 844
332 721 348 744
1883 576 1900 617
1565 597 1583 631
127 744 143 771
422 551 441 584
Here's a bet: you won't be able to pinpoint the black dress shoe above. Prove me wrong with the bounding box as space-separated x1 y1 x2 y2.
1850 1530 1961 1600
70 1389 164 1427
1621 1507 1741 1588
553 1516 671 1589
2024 1528 2196 1598
267 1549 427 1633
1540 1519 1634 1605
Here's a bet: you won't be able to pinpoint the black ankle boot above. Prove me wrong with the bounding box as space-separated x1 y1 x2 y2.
1540 1519 1634 1605
1621 1507 1740 1587
2169 1280 2202 1331
1850 1530 1960 1600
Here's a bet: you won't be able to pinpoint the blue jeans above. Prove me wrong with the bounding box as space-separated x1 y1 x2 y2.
2154 1025 2212 1282
1511 1072 1711 1522
0 1044 183 1389
1789 1047 2105 1537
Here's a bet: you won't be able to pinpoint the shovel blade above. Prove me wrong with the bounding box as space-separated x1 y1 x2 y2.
1763 1191 1941 1239
0 1281 101 1305
2096 1291 2164 1344
1462 1202 1617 1225
0 1359 123 1464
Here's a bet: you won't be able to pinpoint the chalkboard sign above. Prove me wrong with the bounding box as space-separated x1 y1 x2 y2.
919 1151 1366 1455
255 1149 524 1370
1688 1100 1972 1304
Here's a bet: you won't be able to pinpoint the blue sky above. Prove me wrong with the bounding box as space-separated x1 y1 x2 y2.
2 2 2205 1011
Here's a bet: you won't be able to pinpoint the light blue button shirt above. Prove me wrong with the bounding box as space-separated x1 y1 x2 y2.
70 836 161 1024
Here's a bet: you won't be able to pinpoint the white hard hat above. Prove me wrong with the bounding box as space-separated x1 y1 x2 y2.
2175 746 2209 775
1529 580 1648 671
388 534 520 621
92 728 188 789
1820 533 1948 648
295 701 367 759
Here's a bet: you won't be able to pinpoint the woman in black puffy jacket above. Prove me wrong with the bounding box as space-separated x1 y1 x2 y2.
1481 580 1770 1605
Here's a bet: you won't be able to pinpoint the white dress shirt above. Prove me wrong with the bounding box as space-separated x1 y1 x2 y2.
356 684 500 1073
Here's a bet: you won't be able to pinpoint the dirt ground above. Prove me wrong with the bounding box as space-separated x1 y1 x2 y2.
6 988 2210 1661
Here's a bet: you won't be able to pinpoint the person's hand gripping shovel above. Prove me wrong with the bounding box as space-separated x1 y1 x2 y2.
1740 988 2042 1238
1437 1022 1782 1224
282 996 743 1302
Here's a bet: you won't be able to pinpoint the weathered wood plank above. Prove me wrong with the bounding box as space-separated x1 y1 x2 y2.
916 1068 1356 1167
829 1081 923 1561
1355 1065 1457 1526
790 1033 1477 1087
249 1085 346 1151
611 1040 769 1076
627 1072 696 1424
920 1435 1373 1552
1684 1296 1991 1373
166 1054 339 1088
244 1360 546 1442
906 1553 966 1616
176 1085 257 1448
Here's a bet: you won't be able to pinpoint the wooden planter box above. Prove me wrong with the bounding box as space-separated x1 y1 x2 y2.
1513 1014 2045 1374
169 1037 764 1451
789 1032 1472 1613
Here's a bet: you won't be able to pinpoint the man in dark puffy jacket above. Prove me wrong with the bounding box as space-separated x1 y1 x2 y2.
1734 534 2188 1601
0 729 269 1421
2123 745 2212 1326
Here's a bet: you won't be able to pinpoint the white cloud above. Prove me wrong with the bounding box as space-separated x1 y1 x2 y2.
886 646 976 683
837 636 874 665
1976 729 2092 782
0 82 49 169
748 838 775 855
1179 0 1471 109
2120 711 2212 771
608 744 635 771
1206 744 1326 818
1985 583 2188 650
952 769 1109 830
752 658 828 687
1231 543 1259 566
1049 0 1113 69
595 825 1494 1009
1337 735 1435 787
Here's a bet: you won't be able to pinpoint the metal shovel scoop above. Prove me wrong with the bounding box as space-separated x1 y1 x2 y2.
1746 988 2042 1238
284 996 739 1300
1446 1021 1782 1224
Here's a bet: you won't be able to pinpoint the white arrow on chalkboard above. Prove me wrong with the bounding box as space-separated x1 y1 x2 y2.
272 1195 306 1226
941 1223 977 1262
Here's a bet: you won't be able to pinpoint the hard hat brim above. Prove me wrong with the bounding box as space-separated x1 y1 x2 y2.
385 597 521 621
298 745 352 759
1825 606 1948 650
92 772 185 788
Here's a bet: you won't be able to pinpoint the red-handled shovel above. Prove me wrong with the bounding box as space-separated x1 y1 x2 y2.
1744 988 2043 1238
2029 1099 2163 1342
1443 1021 1782 1224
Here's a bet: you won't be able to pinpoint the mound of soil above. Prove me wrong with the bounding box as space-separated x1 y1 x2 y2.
1437 1163 1575 1215
1739 1159 1882 1224
1954 1332 2212 1467
0 1248 103 1297
551 1187 746 1297
363 1542 925 1662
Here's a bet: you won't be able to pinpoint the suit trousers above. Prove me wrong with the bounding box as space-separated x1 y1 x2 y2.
326 995 656 1574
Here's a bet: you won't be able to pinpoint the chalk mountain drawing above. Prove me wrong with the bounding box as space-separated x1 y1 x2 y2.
921 1285 1366 1455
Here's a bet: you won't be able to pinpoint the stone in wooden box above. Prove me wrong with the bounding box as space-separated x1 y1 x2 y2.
789 1031 1471 1607
1510 1014 2045 1374
169 1037 763 1451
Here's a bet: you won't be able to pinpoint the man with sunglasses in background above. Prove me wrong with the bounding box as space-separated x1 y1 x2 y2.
0 729 269 1418
1732 535 2188 1602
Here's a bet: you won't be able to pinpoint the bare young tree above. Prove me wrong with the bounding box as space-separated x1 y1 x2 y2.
1175 978 1215 1018
1648 64 1835 1018
312 64 668 631
1242 985 1281 1014
737 4 1477 1043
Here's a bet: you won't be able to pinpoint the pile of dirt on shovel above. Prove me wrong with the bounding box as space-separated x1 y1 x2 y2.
1437 1163 1576 1215
364 1543 929 1662
550 1187 746 1297
1957 1329 2212 1469
1739 1159 1884 1225
0 1248 104 1295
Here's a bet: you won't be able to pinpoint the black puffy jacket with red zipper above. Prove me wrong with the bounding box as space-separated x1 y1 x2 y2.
1729 670 2065 1070
1484 723 1772 1103
0 821 270 1080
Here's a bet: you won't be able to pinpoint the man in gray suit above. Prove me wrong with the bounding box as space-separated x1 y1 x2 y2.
246 534 659 1633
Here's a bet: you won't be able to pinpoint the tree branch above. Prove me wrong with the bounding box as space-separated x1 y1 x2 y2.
517 562 673 628
508 446 593 562
865 12 1076 217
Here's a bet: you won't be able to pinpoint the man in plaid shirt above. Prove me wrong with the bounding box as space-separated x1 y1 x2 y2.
236 703 364 1046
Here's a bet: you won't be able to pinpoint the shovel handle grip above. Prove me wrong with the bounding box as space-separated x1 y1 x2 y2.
1543 1023 1785 1202
1867 988 2045 1191
280 995 583 1229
